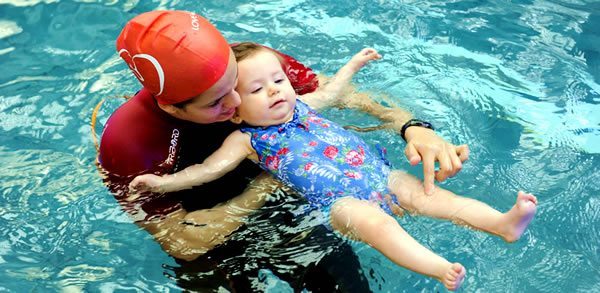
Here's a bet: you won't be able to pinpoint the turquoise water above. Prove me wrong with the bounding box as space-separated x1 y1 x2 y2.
1 0 599 291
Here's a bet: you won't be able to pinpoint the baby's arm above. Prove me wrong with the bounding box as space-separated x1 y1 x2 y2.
302 48 381 109
129 131 254 194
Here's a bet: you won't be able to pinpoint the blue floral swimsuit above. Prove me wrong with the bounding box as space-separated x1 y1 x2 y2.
240 100 398 215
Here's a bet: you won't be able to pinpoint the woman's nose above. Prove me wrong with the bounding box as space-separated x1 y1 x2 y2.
223 90 241 108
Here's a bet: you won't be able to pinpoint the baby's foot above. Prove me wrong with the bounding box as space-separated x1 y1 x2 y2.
438 263 466 291
500 191 538 242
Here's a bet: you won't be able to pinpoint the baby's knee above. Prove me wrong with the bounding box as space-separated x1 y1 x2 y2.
330 198 389 226
389 170 422 190
388 173 424 206
353 212 401 242
330 197 360 225
365 213 397 231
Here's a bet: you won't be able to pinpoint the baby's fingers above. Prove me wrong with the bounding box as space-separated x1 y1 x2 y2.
128 178 143 192
360 48 381 60
359 48 376 54
125 190 142 202
126 179 146 201
129 175 154 192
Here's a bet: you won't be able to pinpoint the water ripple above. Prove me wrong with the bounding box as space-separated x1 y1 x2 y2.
0 0 599 292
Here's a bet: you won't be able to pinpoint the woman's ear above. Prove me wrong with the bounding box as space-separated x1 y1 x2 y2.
230 111 243 124
157 103 179 116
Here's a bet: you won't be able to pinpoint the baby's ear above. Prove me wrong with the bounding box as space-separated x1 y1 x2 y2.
230 111 243 124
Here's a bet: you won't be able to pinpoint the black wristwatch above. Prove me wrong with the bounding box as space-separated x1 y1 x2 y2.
400 119 435 141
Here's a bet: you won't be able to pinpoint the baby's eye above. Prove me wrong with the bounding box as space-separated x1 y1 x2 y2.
251 87 262 94
275 79 284 84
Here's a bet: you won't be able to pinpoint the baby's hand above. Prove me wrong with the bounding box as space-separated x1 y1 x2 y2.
128 174 166 195
348 48 381 71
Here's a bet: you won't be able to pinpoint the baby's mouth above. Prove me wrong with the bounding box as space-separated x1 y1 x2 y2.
270 99 286 108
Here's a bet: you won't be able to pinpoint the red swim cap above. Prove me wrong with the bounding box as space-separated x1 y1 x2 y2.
116 10 230 105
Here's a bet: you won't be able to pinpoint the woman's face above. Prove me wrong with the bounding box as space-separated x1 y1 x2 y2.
163 49 241 124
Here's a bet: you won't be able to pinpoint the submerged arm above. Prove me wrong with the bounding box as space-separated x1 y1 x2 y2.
135 172 278 261
129 131 254 194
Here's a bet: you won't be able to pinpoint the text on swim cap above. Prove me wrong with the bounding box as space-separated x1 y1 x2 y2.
190 12 200 31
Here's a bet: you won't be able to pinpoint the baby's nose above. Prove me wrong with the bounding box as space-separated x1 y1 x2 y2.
268 84 280 96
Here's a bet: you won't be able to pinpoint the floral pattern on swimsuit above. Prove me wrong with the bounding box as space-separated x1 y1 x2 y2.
240 100 398 215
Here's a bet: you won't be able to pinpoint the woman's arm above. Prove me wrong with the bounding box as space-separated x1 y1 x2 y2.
136 172 279 261
302 48 381 109
129 131 254 194
330 79 469 195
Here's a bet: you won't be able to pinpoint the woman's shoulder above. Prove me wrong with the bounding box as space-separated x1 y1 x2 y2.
98 88 182 176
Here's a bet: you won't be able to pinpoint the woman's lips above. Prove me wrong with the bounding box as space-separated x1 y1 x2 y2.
221 108 235 117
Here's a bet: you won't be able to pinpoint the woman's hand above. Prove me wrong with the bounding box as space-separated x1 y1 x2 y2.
314 73 470 193
403 126 469 195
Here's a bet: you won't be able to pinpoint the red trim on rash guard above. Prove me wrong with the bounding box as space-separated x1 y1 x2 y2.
98 51 319 221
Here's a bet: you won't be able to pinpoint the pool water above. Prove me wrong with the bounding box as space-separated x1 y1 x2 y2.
1 0 599 292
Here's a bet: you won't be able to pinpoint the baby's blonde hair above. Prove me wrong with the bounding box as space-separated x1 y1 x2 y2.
231 42 286 65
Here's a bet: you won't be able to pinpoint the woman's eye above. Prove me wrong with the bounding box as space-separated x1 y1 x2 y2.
208 98 223 107
251 87 262 94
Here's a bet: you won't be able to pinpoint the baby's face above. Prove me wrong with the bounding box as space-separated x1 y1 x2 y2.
233 50 297 127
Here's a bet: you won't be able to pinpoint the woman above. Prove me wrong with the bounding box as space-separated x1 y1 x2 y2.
98 10 469 292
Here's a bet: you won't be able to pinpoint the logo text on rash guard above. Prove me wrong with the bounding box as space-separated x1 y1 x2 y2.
165 129 179 165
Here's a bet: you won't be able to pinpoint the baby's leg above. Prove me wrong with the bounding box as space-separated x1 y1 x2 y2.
388 171 537 242
330 197 465 291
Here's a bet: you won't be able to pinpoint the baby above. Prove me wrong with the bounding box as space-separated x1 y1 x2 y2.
130 42 538 291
